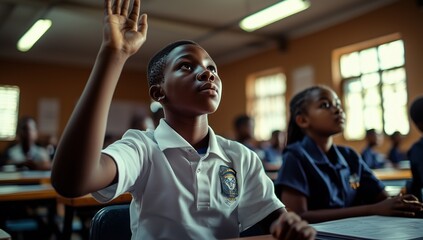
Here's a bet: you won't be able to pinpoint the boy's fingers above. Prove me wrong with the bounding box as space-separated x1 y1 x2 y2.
303 226 317 240
121 0 131 17
105 0 112 16
112 0 121 14
276 212 301 240
138 14 148 36
129 0 141 22
288 220 315 240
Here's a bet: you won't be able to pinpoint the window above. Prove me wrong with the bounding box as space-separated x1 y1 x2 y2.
247 71 286 141
0 85 20 140
339 37 408 140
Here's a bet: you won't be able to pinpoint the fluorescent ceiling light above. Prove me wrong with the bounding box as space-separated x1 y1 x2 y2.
17 19 52 52
240 0 310 32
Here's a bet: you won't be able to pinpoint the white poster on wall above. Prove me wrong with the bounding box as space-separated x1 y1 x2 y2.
106 100 149 137
38 98 60 136
292 65 314 94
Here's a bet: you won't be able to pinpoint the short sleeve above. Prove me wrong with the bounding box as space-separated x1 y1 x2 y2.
275 150 309 197
92 130 149 203
237 151 284 230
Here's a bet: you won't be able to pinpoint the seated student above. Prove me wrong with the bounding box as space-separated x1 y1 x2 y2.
2 116 51 171
129 112 155 131
233 114 266 160
51 1 316 239
407 96 423 202
361 129 386 169
263 130 285 172
275 85 422 223
151 105 164 128
387 131 406 168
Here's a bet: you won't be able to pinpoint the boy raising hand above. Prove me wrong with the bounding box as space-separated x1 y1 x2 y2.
51 0 315 239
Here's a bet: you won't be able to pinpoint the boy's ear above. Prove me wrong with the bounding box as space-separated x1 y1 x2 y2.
149 84 165 102
295 114 309 128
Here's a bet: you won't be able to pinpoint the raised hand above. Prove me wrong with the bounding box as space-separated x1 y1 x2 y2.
103 0 148 56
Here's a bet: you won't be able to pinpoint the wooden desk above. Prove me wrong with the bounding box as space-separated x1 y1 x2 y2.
372 168 412 181
0 184 58 238
57 192 132 240
0 184 56 202
0 171 51 185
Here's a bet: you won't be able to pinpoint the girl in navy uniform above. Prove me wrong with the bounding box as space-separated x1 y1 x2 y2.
407 96 423 202
275 85 422 223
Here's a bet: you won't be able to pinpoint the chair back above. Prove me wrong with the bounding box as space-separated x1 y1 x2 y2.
89 204 131 240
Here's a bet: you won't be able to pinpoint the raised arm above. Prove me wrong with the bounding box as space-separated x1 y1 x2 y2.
51 0 148 198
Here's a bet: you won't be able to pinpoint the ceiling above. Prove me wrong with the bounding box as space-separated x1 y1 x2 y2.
0 0 398 71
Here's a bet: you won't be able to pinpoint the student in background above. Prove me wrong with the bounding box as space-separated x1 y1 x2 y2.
233 114 266 160
387 131 406 168
263 130 285 172
151 106 164 128
275 85 422 223
407 96 423 202
361 129 386 169
37 134 58 160
2 116 51 170
51 1 316 239
129 113 155 131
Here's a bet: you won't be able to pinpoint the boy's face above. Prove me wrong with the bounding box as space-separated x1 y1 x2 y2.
161 44 222 116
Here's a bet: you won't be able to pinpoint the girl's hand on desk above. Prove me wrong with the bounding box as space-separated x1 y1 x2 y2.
372 194 423 217
270 212 316 240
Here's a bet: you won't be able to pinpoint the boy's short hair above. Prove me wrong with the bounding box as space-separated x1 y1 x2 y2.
365 128 376 136
147 40 198 87
233 114 252 130
410 96 423 125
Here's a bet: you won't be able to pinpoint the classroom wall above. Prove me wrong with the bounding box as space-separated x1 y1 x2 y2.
0 60 150 151
1 0 422 155
213 0 423 153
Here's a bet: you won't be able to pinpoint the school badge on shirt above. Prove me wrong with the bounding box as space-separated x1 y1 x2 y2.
219 165 238 205
349 173 360 190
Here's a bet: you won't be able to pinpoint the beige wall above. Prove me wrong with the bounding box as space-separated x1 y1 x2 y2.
1 0 422 155
214 0 423 153
0 60 150 151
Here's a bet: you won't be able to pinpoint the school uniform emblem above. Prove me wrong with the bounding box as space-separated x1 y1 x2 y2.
219 166 238 205
349 173 360 190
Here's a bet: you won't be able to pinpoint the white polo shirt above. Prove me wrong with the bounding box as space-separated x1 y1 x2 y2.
93 119 283 240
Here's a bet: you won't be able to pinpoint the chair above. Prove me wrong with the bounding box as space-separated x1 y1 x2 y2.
89 204 131 240
89 204 267 239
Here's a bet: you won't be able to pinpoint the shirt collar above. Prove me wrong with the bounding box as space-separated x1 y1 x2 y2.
154 119 191 151
301 136 348 168
154 119 229 162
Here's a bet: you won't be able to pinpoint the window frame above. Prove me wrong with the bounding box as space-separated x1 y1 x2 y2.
332 33 409 140
0 85 20 140
246 68 287 141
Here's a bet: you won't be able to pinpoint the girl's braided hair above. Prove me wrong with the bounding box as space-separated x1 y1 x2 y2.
287 85 327 145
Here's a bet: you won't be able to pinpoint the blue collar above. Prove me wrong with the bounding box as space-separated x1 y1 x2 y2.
300 136 348 169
